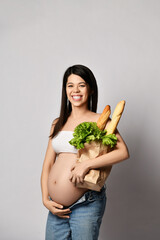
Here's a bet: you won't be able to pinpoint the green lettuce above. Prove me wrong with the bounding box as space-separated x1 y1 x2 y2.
69 122 117 149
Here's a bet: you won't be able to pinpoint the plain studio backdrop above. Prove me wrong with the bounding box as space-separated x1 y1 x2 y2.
1 0 160 239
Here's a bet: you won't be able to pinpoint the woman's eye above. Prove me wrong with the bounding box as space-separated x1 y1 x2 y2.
67 85 85 88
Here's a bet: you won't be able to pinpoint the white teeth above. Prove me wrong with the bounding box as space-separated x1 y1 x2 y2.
72 96 82 100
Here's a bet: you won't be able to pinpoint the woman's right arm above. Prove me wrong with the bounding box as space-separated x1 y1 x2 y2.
40 121 56 205
40 120 71 218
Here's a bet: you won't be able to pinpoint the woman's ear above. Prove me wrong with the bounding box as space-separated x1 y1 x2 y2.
87 84 94 96
90 89 94 95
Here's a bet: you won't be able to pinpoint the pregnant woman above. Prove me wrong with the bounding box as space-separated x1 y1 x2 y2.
41 64 129 240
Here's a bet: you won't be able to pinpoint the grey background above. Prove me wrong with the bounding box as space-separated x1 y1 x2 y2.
1 0 160 239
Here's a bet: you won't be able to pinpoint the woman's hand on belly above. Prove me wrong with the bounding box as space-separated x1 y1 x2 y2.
43 199 71 219
69 161 90 185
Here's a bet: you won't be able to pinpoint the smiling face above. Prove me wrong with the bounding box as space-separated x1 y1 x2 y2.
66 74 91 108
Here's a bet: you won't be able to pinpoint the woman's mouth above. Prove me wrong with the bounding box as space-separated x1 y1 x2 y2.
72 95 83 101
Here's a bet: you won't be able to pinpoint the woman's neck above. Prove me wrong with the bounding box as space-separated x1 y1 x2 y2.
69 105 91 119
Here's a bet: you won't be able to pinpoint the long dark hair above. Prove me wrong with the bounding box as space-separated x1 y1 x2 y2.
49 64 98 139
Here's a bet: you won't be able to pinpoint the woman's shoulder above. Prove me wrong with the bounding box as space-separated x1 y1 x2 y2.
52 117 59 125
49 117 59 134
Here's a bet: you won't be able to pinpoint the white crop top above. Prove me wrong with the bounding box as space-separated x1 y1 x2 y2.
51 131 78 154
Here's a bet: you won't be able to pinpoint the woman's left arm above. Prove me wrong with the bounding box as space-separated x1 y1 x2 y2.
87 129 130 170
69 129 130 184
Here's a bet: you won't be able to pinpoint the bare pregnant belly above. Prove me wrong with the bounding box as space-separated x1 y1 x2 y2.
48 153 89 206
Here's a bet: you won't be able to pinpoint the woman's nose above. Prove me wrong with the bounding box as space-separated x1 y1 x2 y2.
73 86 80 92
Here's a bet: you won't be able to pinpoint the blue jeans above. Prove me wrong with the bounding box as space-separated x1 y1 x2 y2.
45 184 107 240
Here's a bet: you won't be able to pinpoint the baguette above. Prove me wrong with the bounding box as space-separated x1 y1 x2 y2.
97 105 111 130
106 100 125 135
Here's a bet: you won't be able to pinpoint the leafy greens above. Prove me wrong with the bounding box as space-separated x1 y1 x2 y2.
69 122 117 149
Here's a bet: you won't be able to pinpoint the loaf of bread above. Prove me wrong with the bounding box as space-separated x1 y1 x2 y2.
97 105 111 130
106 100 125 135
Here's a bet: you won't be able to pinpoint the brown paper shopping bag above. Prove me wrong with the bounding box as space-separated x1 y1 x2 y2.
76 141 112 191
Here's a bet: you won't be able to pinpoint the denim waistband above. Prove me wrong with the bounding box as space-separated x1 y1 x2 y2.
66 184 106 209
